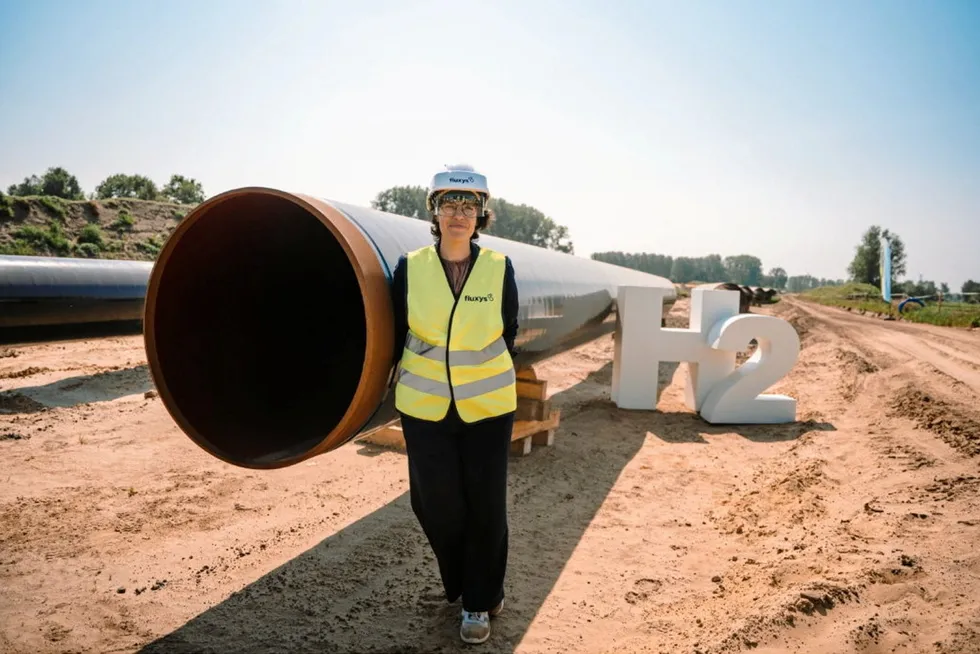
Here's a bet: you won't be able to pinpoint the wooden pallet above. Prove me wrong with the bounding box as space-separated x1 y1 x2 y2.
358 421 407 450
509 366 560 456
509 407 561 456
358 366 560 457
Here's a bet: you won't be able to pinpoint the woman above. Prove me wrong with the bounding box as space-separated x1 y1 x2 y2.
389 164 519 645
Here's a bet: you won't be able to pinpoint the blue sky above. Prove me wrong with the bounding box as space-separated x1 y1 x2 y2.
1 0 977 289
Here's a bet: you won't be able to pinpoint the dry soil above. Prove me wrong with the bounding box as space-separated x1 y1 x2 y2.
1 296 979 653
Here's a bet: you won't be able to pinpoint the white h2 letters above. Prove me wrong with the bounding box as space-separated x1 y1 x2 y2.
611 287 800 423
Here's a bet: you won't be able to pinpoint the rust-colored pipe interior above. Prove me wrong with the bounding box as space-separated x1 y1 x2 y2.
143 189 393 469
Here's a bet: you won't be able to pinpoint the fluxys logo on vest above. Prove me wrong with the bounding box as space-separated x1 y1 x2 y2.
464 292 494 303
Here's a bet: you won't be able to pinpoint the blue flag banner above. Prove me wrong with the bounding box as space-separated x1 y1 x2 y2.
881 239 892 302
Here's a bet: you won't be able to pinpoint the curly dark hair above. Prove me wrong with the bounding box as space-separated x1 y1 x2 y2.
429 208 495 241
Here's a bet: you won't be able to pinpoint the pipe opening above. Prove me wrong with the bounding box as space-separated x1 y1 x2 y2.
148 193 367 467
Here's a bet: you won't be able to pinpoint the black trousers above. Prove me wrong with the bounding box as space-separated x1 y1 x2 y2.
400 407 515 613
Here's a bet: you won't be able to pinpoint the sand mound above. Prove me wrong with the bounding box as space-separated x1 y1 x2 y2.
889 385 980 457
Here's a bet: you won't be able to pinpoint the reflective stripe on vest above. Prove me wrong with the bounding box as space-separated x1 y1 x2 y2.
394 245 517 422
397 357 516 400
404 331 510 366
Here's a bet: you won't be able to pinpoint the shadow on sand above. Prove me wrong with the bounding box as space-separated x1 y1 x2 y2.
0 365 152 412
138 361 833 653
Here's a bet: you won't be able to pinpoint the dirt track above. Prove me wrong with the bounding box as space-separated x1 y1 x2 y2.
1 296 979 653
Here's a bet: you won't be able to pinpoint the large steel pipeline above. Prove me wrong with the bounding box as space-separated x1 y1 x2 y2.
137 187 675 469
697 282 752 314
0 254 152 343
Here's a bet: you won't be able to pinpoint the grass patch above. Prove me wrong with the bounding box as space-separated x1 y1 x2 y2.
110 210 135 232
8 221 71 256
37 196 67 220
135 234 162 257
0 196 185 261
901 303 980 328
78 224 106 249
0 240 37 255
76 242 101 258
801 283 980 328
0 192 13 220
802 282 881 302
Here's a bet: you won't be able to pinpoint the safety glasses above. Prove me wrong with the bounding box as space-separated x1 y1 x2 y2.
437 202 479 218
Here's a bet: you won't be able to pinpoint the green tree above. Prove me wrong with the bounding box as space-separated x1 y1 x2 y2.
785 275 843 292
371 185 429 219
963 279 980 303
763 267 788 289
591 251 768 284
700 254 728 282
847 225 907 287
724 254 763 286
7 175 42 196
161 174 205 205
669 256 698 282
885 229 907 280
6 166 84 199
39 167 84 199
486 198 573 253
370 185 574 253
95 174 160 201
590 251 674 277
899 278 937 298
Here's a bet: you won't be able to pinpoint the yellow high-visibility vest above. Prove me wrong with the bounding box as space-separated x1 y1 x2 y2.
394 244 517 422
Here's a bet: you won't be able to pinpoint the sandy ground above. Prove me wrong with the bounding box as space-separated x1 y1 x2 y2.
1 296 979 654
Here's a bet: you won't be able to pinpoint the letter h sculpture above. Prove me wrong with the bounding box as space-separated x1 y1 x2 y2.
611 287 801 424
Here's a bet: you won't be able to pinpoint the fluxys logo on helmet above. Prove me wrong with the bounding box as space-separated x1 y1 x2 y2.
464 292 494 303
449 176 475 184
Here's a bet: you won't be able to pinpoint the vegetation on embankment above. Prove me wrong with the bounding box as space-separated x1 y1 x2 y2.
800 283 980 329
0 192 186 260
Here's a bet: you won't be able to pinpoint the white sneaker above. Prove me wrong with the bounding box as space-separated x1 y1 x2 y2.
460 609 491 644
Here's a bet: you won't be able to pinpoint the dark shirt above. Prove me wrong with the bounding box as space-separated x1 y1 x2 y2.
442 257 471 296
390 241 519 367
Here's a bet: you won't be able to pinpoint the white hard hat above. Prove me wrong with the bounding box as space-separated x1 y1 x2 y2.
425 163 491 212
